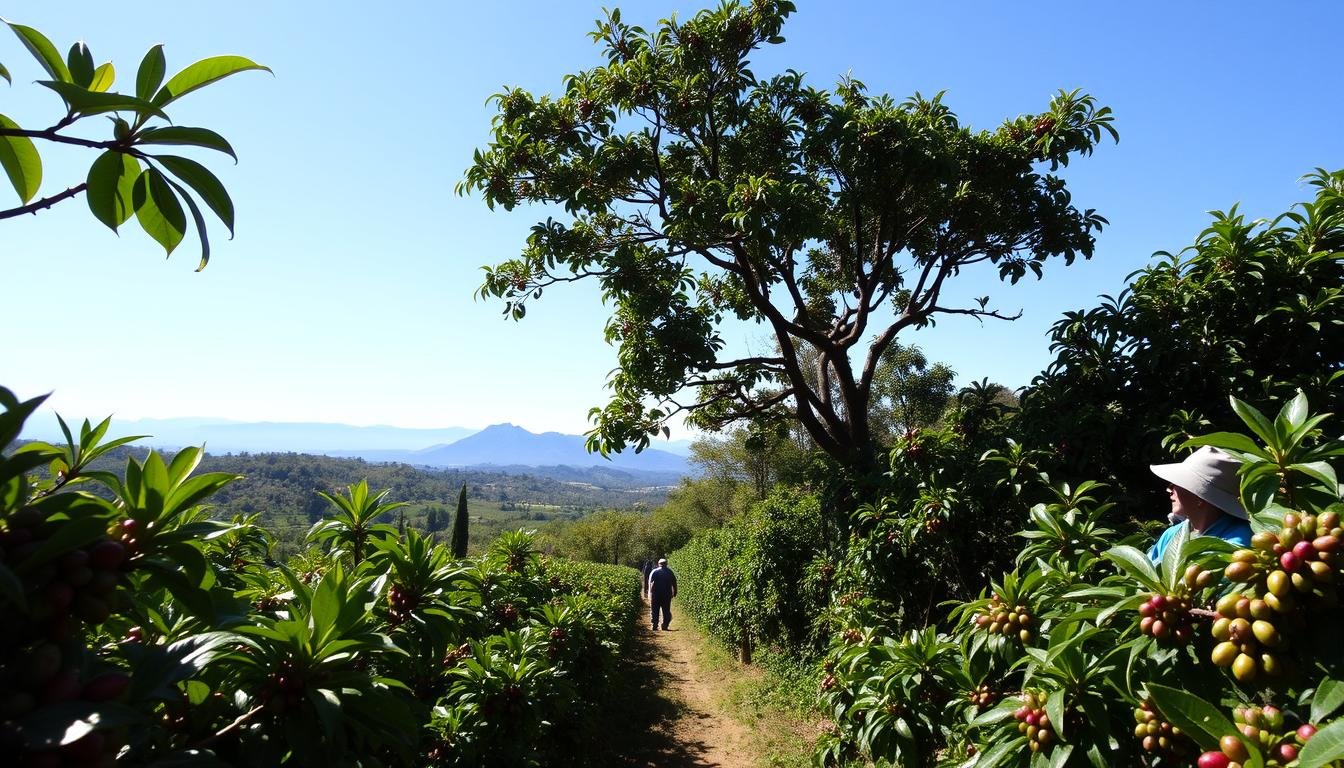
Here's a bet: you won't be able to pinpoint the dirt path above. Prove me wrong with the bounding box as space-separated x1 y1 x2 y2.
594 598 784 768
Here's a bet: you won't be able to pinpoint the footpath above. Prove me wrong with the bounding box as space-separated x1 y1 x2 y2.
596 595 813 768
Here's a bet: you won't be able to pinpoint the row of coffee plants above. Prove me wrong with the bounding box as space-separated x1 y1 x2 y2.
0 387 640 766
670 488 827 662
817 394 1344 767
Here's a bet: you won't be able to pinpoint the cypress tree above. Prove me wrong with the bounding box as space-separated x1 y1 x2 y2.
451 484 469 558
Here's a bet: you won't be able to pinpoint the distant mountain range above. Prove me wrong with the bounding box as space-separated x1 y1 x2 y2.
335 423 689 474
20 414 694 480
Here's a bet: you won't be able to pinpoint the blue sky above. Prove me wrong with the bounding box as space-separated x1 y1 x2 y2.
2 1 1341 442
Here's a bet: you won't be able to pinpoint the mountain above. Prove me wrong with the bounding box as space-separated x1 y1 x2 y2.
363 423 691 476
20 414 476 455
21 415 692 479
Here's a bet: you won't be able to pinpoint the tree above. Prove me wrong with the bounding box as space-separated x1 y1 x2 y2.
868 343 955 443
557 509 641 564
1019 168 1344 514
451 483 469 558
0 21 269 267
461 0 1117 472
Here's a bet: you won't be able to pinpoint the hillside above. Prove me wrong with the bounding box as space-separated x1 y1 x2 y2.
14 442 674 557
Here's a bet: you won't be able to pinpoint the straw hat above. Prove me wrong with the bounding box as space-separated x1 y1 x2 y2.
1150 446 1247 520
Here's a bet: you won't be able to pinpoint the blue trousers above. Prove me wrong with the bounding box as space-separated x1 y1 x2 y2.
650 595 672 629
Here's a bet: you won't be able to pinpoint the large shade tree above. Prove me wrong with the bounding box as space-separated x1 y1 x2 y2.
461 0 1117 471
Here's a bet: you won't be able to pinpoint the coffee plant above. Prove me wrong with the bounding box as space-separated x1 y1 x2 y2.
0 386 641 766
818 393 1344 767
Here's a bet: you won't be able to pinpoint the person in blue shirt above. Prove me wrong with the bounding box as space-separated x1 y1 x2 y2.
647 558 678 631
1148 446 1253 562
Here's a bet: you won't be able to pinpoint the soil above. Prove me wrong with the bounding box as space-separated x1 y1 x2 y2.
593 598 767 768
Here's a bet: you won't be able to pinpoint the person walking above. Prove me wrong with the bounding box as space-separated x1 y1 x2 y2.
639 559 653 598
647 558 677 631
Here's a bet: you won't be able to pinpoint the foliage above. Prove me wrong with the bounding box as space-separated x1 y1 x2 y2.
1020 168 1344 515
867 343 957 446
825 379 1026 632
554 509 642 565
672 487 827 658
0 21 268 267
27 444 673 559
0 390 641 766
460 0 1116 467
817 394 1344 767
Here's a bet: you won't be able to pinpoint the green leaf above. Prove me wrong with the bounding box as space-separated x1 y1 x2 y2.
1292 460 1338 491
309 688 342 738
1281 391 1310 430
5 22 70 83
66 41 93 87
86 150 139 231
0 113 42 203
1048 743 1074 768
1312 678 1344 723
1045 691 1067 740
1230 396 1276 448
133 168 186 255
0 562 26 611
972 735 1029 768
166 177 211 270
1298 718 1344 768
153 55 271 108
1102 545 1161 591
1147 684 1258 767
0 62 10 84
36 80 168 120
1183 431 1267 457
1160 521 1189 589
137 126 236 161
18 701 143 748
155 154 234 234
14 514 111 574
135 44 165 101
88 62 114 93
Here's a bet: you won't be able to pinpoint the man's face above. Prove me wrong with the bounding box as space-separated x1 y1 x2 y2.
1168 484 1204 518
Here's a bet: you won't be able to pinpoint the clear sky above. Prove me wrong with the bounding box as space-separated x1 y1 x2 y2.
2 1 1341 441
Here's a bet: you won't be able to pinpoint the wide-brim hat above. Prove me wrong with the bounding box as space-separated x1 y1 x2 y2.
1150 446 1247 520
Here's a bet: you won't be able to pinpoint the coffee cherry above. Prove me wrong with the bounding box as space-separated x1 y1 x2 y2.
1231 653 1257 682
1197 752 1230 768
1220 734 1250 762
81 672 130 702
88 539 126 570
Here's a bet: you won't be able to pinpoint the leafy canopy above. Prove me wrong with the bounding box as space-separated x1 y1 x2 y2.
461 0 1117 468
0 21 268 268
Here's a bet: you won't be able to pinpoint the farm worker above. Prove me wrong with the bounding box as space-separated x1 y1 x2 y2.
1147 446 1252 562
648 558 677 631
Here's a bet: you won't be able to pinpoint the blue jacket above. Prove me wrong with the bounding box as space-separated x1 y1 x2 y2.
648 566 677 600
1148 515 1251 562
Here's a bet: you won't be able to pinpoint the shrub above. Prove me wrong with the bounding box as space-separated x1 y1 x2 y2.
0 388 640 766
818 394 1344 767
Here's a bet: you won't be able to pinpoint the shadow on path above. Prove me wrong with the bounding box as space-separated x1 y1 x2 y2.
590 616 727 767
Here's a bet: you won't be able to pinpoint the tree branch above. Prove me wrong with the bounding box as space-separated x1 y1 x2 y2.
0 183 88 221
0 126 115 151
